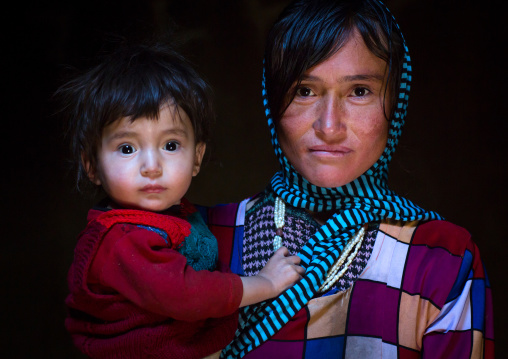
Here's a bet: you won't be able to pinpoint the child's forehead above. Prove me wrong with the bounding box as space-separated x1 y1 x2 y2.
103 104 194 138
158 102 189 122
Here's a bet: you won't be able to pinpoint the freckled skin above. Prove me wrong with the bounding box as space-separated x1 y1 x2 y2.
86 105 205 212
277 30 390 188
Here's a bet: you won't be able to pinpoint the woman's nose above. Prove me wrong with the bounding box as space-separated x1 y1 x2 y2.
313 97 346 136
141 150 162 177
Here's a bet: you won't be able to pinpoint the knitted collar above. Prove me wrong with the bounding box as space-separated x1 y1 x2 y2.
94 198 218 272
222 1 442 357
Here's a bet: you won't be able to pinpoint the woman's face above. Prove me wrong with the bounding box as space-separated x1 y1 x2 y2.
277 29 390 188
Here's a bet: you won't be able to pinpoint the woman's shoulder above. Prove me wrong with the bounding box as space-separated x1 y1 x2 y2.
412 219 475 256
416 219 471 238
194 195 259 227
379 218 479 265
381 219 472 251
195 189 270 225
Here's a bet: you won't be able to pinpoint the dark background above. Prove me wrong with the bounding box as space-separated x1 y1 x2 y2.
3 0 505 357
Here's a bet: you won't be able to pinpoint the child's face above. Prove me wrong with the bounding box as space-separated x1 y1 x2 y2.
87 104 205 212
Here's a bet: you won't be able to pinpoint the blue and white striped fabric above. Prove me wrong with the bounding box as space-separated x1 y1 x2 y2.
221 1 442 357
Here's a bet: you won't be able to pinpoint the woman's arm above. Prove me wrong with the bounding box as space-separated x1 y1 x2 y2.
415 222 495 358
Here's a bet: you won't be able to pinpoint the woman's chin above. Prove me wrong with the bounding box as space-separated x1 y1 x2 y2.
304 174 352 189
295 166 358 189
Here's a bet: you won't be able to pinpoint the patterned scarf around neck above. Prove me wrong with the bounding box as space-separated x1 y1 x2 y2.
221 1 442 357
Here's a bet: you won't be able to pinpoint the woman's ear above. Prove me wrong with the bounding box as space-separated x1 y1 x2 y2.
82 153 101 185
192 142 206 177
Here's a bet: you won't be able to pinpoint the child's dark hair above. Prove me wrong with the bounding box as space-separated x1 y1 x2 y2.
56 37 213 191
265 0 405 121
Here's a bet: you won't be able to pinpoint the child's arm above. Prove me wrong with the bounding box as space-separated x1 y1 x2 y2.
89 225 302 319
239 246 304 307
88 224 243 321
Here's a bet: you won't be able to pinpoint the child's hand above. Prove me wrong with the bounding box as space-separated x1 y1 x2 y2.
239 246 304 307
258 246 304 295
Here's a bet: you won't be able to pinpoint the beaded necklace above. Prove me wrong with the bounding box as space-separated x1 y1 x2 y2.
273 196 366 292
273 196 285 251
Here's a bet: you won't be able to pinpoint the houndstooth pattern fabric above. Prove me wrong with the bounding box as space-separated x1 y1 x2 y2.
243 189 376 293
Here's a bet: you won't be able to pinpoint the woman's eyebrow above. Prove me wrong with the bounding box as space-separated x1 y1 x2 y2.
340 74 385 82
300 73 384 82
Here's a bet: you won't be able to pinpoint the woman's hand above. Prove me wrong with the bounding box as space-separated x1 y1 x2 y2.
239 246 304 307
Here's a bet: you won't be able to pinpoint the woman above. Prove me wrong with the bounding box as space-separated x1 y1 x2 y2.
201 0 494 357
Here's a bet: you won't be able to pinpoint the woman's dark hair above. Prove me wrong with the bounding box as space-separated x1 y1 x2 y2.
265 0 405 121
55 37 213 190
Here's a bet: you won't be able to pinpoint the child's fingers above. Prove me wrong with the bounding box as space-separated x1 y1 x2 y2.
274 246 290 256
274 247 301 264
288 255 301 264
296 266 305 275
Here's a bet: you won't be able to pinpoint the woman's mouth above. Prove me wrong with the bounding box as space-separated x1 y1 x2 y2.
309 145 352 157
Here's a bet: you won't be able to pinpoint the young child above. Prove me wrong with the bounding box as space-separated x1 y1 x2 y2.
58 39 304 359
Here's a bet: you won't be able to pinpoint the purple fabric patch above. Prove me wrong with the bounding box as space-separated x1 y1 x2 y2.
402 245 461 307
422 330 472 358
243 339 304 359
347 280 399 343
207 203 239 227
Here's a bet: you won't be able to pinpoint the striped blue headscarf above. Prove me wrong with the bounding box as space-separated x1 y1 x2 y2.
221 1 442 357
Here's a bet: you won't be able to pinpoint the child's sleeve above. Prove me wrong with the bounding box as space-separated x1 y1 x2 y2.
90 223 243 322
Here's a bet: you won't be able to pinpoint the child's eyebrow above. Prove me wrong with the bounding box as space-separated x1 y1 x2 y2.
162 128 188 137
105 128 190 142
105 131 136 142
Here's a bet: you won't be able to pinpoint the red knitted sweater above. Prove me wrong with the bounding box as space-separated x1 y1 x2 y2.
65 200 242 358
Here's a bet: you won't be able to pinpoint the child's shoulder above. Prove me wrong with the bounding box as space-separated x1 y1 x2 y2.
83 204 192 249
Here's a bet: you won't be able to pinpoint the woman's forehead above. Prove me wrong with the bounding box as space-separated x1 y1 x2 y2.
304 30 388 78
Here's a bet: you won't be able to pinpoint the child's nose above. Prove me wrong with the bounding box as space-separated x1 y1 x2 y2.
141 150 162 177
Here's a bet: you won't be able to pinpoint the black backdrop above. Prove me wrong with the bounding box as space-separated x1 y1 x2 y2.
3 0 506 357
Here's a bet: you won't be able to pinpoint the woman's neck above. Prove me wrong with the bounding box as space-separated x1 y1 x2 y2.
306 209 336 225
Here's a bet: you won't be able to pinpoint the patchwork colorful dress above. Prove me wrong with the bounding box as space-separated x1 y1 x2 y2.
199 190 494 358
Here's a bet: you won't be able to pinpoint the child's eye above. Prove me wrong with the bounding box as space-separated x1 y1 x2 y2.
119 144 136 154
351 87 370 97
164 141 180 152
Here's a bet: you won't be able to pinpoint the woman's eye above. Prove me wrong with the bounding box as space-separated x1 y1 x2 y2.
164 142 179 152
352 87 370 97
119 145 135 154
295 87 315 97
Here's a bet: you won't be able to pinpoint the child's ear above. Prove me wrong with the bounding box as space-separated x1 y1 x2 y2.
82 153 101 185
192 142 206 177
